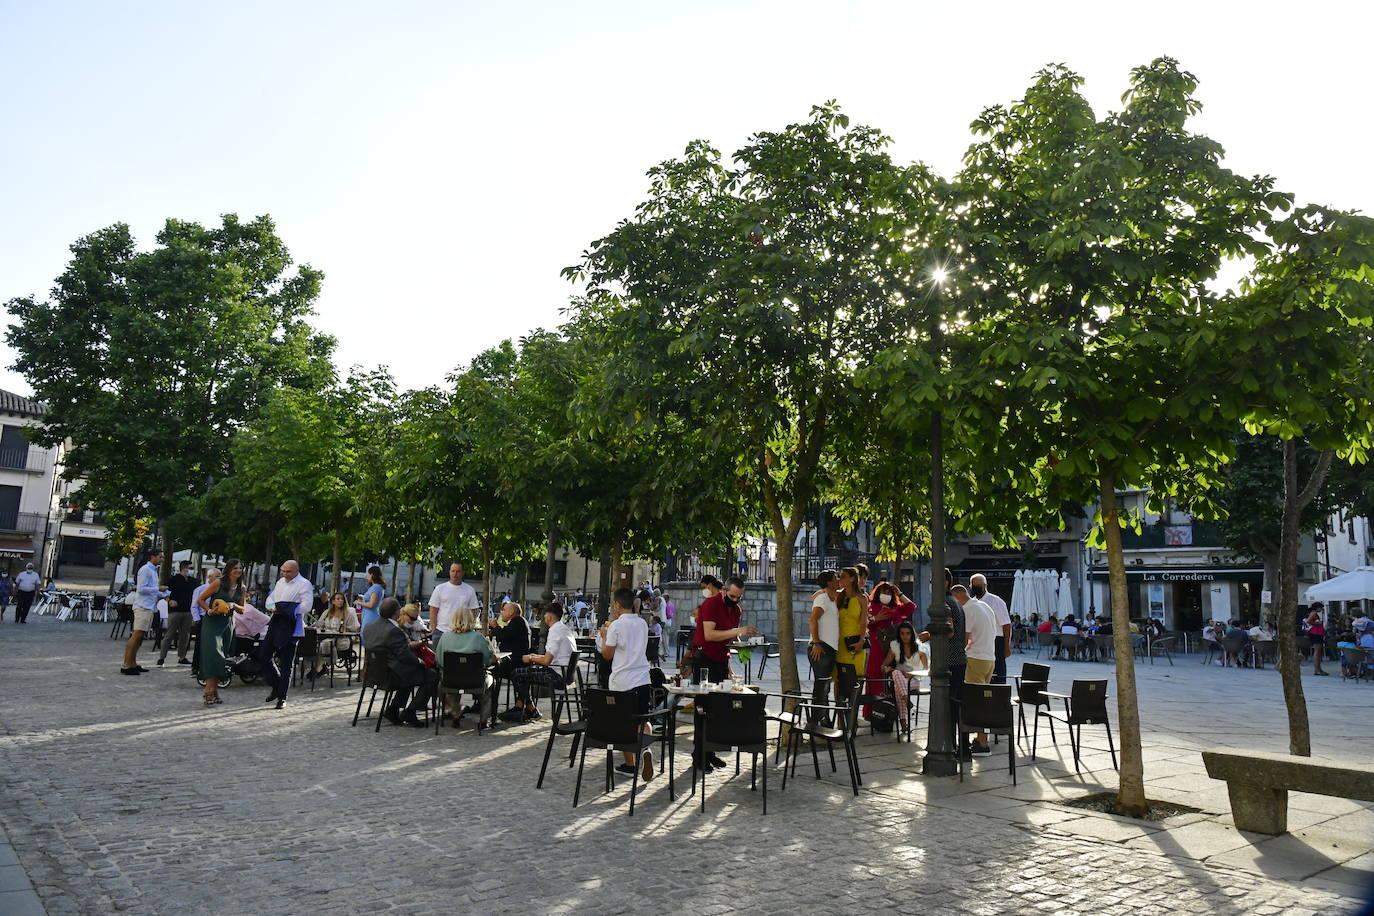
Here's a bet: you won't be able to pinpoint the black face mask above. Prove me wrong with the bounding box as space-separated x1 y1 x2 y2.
971 586 986 598
723 594 739 607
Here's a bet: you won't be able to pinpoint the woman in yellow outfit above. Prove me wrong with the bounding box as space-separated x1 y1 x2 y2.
834 566 869 707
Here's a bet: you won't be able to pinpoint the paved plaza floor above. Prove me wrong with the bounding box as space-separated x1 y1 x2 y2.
0 614 1370 915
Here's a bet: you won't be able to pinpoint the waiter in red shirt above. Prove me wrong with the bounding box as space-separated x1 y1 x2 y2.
689 575 756 683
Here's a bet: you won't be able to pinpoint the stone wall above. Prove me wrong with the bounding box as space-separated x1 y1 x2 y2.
664 581 813 643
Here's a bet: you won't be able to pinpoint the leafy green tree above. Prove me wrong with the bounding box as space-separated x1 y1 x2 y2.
569 105 934 692
933 59 1283 813
1216 206 1374 755
5 215 334 578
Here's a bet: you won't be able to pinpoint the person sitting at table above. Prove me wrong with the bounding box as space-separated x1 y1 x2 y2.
513 604 579 714
363 597 438 727
309 591 359 680
882 620 927 735
1037 615 1056 635
435 607 494 727
491 600 534 717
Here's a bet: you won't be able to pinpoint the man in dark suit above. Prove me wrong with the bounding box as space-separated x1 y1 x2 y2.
362 597 438 727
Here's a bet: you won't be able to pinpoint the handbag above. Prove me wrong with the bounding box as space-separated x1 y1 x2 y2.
207 599 231 617
414 644 437 668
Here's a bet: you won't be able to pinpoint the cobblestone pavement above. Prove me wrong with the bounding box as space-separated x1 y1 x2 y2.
0 615 1369 915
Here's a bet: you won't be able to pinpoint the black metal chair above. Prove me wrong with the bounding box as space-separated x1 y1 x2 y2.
352 648 399 732
1012 662 1052 744
109 605 133 640
781 682 863 796
645 635 661 666
1147 635 1176 666
1035 679 1117 774
1221 632 1249 667
1339 646 1367 683
755 641 781 680
898 672 929 742
436 652 493 735
573 688 664 816
1092 634 1115 661
293 630 322 691
1035 631 1055 658
535 655 587 788
1131 633 1148 661
1056 633 1083 661
957 683 1016 783
696 691 770 814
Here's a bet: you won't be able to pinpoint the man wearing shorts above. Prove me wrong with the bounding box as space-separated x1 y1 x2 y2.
122 549 168 675
953 584 997 755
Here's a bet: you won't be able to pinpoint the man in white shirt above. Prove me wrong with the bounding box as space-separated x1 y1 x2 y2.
515 605 579 715
602 587 654 781
14 562 40 624
970 574 1013 684
428 562 480 641
122 549 168 675
952 585 998 755
261 560 314 709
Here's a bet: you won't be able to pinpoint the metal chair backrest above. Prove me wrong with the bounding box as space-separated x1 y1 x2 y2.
297 629 320 655
1151 636 1176 651
961 683 1014 730
1018 662 1050 705
363 648 395 689
1339 646 1366 668
841 681 864 740
701 691 767 747
1069 679 1110 724
441 652 488 691
1094 634 1114 653
1221 632 1248 654
560 650 581 689
645 635 661 662
583 688 643 746
1059 633 1082 652
1037 631 1055 647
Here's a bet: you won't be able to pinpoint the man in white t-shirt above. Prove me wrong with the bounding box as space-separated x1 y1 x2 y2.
602 587 654 781
807 570 844 709
953 585 998 755
427 562 480 641
970 574 1013 684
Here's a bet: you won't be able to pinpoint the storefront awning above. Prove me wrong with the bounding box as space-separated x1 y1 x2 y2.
0 538 34 559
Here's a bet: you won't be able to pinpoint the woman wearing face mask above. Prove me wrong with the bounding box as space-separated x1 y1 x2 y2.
862 581 916 716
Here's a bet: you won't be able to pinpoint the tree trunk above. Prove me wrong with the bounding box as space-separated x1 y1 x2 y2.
263 527 275 591
541 526 558 605
158 520 173 584
481 537 493 636
596 546 612 625
405 554 416 605
929 411 945 621
1276 441 1332 756
610 536 623 597
1100 473 1148 816
1261 552 1279 629
330 531 342 593
774 536 797 691
389 555 399 600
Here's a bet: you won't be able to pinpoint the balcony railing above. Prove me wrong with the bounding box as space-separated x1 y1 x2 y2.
0 448 51 474
0 511 47 535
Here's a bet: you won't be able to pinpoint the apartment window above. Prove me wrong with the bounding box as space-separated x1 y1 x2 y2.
528 559 568 586
0 485 19 529
0 426 29 470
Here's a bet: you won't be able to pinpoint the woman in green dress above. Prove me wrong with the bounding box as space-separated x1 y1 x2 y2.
199 559 245 706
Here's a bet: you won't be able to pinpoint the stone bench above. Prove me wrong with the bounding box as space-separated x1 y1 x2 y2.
1202 748 1374 834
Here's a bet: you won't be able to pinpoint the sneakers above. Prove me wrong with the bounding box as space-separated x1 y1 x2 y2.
177 658 191 665
641 750 654 781
156 658 165 667
970 743 993 756
614 763 637 776
119 667 141 676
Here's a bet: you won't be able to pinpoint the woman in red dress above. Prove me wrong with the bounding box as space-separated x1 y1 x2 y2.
863 581 916 716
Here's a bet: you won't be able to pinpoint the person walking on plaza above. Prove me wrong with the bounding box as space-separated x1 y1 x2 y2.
14 562 41 624
363 598 437 727
121 550 167 674
0 571 11 621
1304 608 1328 676
200 565 242 704
158 560 197 666
952 584 997 755
427 562 480 646
602 587 655 781
262 560 313 709
353 565 386 638
970 574 1012 684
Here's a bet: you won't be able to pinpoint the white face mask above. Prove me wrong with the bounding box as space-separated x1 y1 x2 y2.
701 589 711 599
878 593 892 605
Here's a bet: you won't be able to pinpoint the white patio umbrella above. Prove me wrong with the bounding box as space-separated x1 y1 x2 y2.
1010 569 1027 617
1305 566 1374 603
1035 570 1054 617
1057 571 1075 619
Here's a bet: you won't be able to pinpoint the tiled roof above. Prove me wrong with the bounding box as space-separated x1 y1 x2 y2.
0 389 45 418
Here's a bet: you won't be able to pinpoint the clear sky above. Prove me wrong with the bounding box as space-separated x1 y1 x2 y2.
1 0 1370 396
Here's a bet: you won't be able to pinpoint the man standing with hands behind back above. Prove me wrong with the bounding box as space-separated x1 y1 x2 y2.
428 562 480 644
14 561 41 625
262 560 313 709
